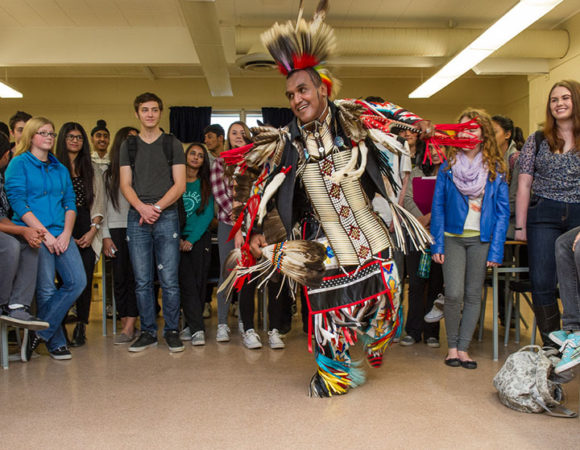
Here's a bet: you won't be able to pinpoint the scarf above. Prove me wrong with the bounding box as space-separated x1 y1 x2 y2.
452 151 488 198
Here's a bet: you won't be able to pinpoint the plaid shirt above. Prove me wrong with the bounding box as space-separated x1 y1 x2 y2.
0 172 11 220
210 157 233 224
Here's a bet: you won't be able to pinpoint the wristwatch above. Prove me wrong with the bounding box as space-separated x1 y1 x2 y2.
90 223 101 230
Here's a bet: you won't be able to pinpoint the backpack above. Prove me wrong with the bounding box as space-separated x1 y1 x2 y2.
493 345 577 418
127 134 186 231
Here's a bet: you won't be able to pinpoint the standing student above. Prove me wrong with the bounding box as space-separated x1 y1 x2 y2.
5 117 86 360
179 143 214 346
431 109 509 369
91 120 111 174
515 80 580 347
55 122 105 347
103 126 139 343
119 92 186 353
209 124 244 343
0 131 49 332
401 144 444 348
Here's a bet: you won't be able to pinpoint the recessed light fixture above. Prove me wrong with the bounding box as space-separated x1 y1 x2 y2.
0 81 22 98
409 0 563 98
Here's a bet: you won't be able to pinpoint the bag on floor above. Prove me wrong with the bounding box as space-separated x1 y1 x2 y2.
493 345 577 418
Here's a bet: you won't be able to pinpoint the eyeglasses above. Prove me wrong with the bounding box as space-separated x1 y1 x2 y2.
66 134 84 142
36 131 57 138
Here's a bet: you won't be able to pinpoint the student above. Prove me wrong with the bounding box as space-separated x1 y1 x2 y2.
204 124 225 165
91 120 111 174
103 127 139 343
401 144 445 348
550 226 580 373
55 122 105 347
179 143 214 346
431 109 509 369
5 117 86 360
8 111 32 149
0 131 49 332
515 80 580 347
119 92 186 353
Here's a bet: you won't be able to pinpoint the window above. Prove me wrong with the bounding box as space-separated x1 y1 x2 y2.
210 111 262 134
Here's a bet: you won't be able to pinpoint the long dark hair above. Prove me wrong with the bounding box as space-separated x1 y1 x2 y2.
185 142 212 215
543 79 580 154
105 127 139 212
55 122 94 208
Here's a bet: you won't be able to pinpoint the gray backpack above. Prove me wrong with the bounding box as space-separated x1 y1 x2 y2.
493 345 577 418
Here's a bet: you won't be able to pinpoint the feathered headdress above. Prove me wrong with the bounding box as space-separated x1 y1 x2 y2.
261 0 340 98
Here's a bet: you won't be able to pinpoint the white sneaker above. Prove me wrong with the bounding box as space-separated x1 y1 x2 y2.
191 330 206 346
242 329 262 349
268 328 285 349
179 326 192 341
238 319 244 335
216 324 231 342
203 303 212 319
425 294 445 323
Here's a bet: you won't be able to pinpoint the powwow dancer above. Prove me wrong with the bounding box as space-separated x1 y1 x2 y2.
220 0 479 397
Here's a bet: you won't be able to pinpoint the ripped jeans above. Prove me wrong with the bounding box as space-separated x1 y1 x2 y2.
127 208 181 335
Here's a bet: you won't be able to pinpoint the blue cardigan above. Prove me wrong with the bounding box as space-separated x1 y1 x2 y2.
5 151 76 235
431 161 510 264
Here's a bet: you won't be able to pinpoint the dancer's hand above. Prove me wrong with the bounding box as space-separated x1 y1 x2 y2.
249 234 268 258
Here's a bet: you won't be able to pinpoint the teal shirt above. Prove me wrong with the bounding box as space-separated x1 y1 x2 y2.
182 179 214 244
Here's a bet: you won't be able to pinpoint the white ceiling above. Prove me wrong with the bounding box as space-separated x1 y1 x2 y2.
0 0 578 94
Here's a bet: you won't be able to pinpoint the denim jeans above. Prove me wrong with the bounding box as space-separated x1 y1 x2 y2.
555 226 580 331
36 238 86 351
127 208 180 335
527 196 580 307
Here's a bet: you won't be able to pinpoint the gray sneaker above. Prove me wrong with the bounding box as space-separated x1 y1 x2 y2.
425 337 440 348
400 335 416 346
179 326 192 341
1 307 49 331
216 324 231 342
114 332 136 345
191 330 206 346
425 294 445 323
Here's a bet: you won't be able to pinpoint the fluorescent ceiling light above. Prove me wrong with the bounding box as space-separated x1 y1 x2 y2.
409 0 563 98
0 81 22 98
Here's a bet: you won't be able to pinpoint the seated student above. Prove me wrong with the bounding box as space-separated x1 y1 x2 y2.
0 131 49 332
5 117 86 361
549 226 580 374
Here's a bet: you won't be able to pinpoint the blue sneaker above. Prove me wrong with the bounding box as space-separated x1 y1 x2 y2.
554 334 580 374
549 330 570 347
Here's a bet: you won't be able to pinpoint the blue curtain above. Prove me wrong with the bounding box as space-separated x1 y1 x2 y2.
169 106 212 143
261 107 294 128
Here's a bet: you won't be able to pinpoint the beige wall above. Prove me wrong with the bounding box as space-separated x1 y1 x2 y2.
0 73 529 140
529 12 580 131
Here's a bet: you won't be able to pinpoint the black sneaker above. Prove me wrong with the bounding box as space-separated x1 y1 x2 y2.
128 332 158 353
21 329 43 362
165 330 185 353
49 346 72 360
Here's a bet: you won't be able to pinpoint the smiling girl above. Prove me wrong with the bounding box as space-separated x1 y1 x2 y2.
179 143 214 346
431 109 509 369
6 117 86 360
515 80 580 347
55 122 105 347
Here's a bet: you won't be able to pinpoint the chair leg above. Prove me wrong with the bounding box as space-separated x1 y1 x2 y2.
1 321 8 369
478 285 487 342
515 293 521 344
504 292 513 347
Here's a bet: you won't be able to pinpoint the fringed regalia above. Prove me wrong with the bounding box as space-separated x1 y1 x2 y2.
218 1 471 397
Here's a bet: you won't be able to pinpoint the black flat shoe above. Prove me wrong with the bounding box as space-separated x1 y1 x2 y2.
460 359 477 369
444 357 461 367
70 322 86 347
